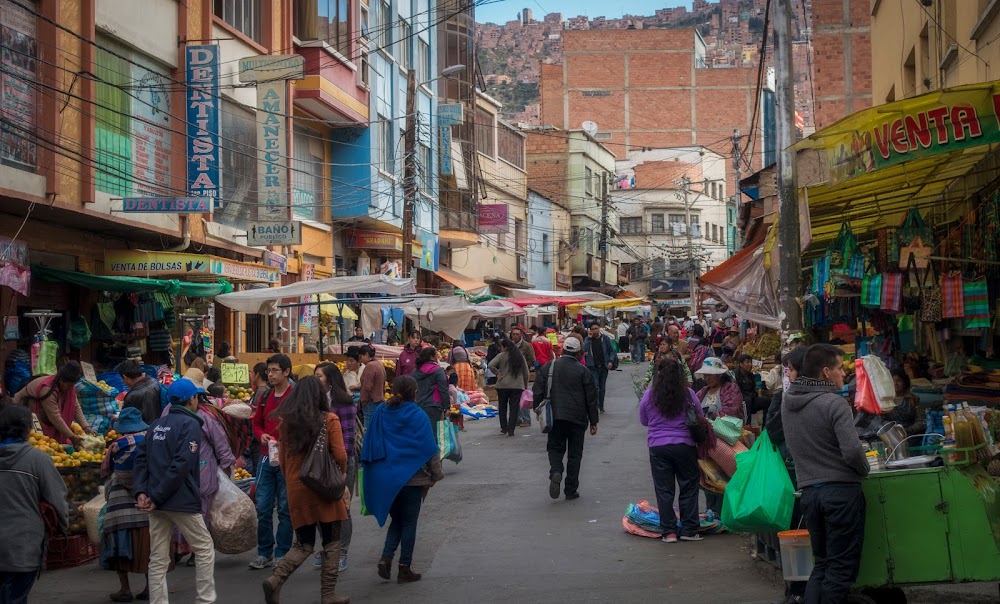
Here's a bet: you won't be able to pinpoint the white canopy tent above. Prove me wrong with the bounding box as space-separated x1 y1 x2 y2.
214 275 416 314
360 296 525 340
509 289 610 301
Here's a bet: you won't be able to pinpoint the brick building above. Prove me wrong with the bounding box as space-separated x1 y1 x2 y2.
811 0 872 129
539 29 760 194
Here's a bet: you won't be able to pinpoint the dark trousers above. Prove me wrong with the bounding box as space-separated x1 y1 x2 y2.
295 521 341 548
496 388 522 434
382 485 424 566
801 483 866 604
0 571 36 604
422 405 444 423
546 420 587 496
649 444 700 537
589 367 609 411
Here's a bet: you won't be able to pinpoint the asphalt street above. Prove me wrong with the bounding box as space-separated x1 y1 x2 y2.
29 364 996 603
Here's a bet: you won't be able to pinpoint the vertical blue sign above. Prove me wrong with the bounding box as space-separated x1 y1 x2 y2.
439 126 453 176
186 45 221 205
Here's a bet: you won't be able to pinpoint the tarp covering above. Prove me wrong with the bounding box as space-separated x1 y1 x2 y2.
564 297 645 311
506 296 592 307
434 266 489 295
360 296 527 339
214 275 416 314
510 289 610 301
697 242 781 329
33 265 233 297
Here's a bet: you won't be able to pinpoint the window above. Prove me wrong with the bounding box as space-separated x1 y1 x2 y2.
584 228 593 253
651 213 664 233
214 0 262 43
712 223 719 242
360 1 369 37
292 127 324 221
377 114 393 173
1 0 37 172
216 101 257 229
497 122 524 169
585 167 594 195
377 0 391 51
515 218 526 254
668 213 686 235
619 217 642 234
296 0 351 55
359 48 370 87
542 233 550 264
475 107 495 158
398 20 411 68
416 39 429 84
652 257 665 278
629 262 644 280
95 37 172 197
418 143 431 192
710 182 717 199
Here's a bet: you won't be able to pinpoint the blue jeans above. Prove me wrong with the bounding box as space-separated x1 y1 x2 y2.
382 485 424 565
0 571 35 604
630 341 645 362
362 401 383 427
590 366 609 411
256 456 293 558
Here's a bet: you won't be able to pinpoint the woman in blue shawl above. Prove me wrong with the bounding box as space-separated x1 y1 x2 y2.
361 375 444 584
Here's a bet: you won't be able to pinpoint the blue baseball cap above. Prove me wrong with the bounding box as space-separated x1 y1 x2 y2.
167 378 204 402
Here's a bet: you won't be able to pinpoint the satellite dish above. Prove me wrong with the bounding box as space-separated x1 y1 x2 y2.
582 121 598 137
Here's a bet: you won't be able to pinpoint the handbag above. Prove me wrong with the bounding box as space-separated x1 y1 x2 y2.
919 261 942 322
299 420 346 501
881 272 903 313
685 393 707 444
710 415 744 446
861 262 883 308
941 271 964 319
535 362 556 434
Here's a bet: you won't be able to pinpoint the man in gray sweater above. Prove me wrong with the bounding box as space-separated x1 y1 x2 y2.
782 344 869 604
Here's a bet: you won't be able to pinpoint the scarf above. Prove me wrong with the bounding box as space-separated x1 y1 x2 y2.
29 376 78 444
360 401 439 526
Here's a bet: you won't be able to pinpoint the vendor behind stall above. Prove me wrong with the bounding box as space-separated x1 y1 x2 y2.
14 361 93 446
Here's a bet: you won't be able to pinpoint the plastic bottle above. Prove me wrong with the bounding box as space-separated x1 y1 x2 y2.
952 405 975 459
963 403 986 446
943 413 953 441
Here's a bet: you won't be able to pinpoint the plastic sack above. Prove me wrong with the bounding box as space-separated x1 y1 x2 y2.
34 340 58 376
711 416 743 446
209 469 258 554
67 316 91 349
854 358 881 415
437 420 462 464
861 355 896 413
721 430 794 533
519 389 533 409
698 459 729 493
624 501 662 533
82 489 106 545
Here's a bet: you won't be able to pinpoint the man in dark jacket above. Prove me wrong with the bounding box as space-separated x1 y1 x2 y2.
135 378 216 604
118 360 166 424
532 337 599 501
583 323 616 413
782 344 869 604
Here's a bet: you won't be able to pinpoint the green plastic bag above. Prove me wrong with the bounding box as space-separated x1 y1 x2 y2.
35 340 58 375
357 466 371 516
721 430 794 533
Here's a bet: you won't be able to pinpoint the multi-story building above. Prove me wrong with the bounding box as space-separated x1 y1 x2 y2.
613 148 734 301
539 29 760 194
521 8 532 24
330 0 442 291
525 128 618 291
526 189 570 290
811 0 871 129
0 0 379 354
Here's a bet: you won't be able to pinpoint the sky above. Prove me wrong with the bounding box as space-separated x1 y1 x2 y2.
475 0 692 25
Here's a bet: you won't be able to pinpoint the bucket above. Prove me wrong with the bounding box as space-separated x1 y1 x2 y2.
778 530 814 582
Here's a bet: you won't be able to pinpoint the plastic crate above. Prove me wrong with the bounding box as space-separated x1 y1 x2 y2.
46 534 98 569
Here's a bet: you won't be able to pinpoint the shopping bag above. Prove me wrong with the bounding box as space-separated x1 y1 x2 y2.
209 469 258 554
941 272 964 319
862 355 896 413
881 273 903 313
437 420 462 463
519 389 533 409
963 278 990 329
721 430 794 533
34 340 58 375
853 358 881 415
710 416 743 446
861 273 883 308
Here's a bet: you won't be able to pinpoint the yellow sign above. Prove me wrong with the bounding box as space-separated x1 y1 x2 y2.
105 251 209 276
220 363 250 384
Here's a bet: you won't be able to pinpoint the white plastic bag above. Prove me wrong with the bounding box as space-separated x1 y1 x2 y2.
209 469 258 554
861 355 896 413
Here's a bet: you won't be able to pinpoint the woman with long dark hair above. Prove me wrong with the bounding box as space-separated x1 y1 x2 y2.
487 338 529 436
639 357 704 543
315 363 359 572
412 347 449 423
361 376 444 584
262 376 349 604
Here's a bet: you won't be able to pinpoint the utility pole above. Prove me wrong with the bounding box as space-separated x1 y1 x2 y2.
774 0 801 330
731 128 741 256
401 70 417 279
599 171 609 294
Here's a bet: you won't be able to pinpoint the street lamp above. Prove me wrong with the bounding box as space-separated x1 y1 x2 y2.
401 64 468 278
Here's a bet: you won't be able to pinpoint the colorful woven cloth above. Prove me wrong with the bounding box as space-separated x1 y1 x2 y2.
963 279 990 329
941 272 964 319
881 273 903 313
862 273 883 308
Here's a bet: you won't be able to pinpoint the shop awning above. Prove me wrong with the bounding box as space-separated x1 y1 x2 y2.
793 80 1000 254
214 275 416 314
564 297 645 311
32 265 233 297
507 296 592 307
434 266 489 294
510 289 610 301
317 294 359 320
697 242 781 329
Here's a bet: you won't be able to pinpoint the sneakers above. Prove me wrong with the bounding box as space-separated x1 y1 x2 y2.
549 472 562 499
314 552 323 569
662 533 678 543
248 555 274 570
680 534 704 542
339 554 349 572
565 492 580 501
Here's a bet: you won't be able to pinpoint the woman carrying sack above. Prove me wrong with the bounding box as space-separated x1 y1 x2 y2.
262 376 349 604
639 358 705 543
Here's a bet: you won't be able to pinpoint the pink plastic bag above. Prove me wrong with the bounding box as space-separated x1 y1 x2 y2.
519 389 533 409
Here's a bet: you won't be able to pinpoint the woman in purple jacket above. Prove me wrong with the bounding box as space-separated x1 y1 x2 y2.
639 357 704 543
